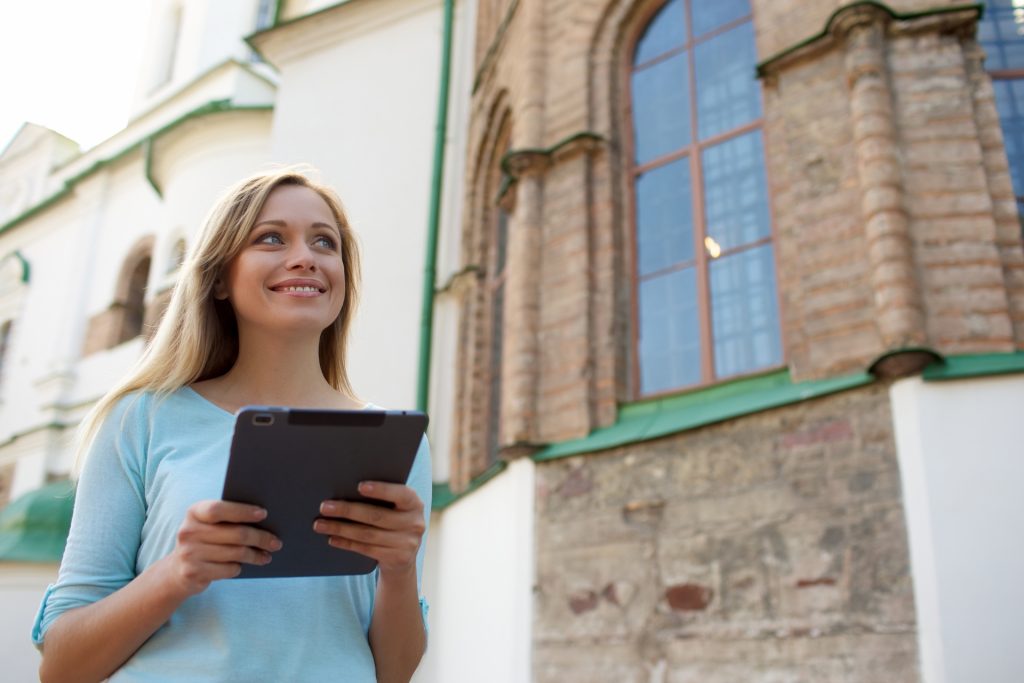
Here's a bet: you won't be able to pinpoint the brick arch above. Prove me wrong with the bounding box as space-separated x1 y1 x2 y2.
112 235 156 305
452 92 514 489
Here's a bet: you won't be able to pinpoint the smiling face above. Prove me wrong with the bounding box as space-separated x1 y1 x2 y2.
217 184 346 338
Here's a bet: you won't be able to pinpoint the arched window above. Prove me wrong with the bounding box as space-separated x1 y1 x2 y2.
628 0 781 396
118 255 151 344
979 0 1024 226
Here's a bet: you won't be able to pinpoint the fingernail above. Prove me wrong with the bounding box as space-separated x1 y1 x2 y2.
313 520 327 532
320 502 338 515
270 539 283 551
359 481 373 492
253 508 267 519
262 552 273 564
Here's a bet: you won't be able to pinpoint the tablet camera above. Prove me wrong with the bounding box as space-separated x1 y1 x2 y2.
252 413 275 426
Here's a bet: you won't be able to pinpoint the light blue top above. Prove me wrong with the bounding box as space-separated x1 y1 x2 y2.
32 387 431 682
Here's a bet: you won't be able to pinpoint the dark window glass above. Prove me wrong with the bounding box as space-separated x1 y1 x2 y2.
488 281 505 462
694 21 760 141
702 130 770 251
639 267 701 393
636 157 694 276
691 0 750 38
710 244 782 377
632 52 691 164
634 0 686 64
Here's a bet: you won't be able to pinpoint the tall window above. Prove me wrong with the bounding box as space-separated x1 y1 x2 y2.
979 0 1024 227
629 0 781 396
487 202 509 463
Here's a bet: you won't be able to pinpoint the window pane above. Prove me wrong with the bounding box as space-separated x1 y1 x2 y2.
488 282 505 462
632 52 691 165
692 0 750 38
994 79 1024 201
710 244 781 378
979 1 1024 70
636 157 694 276
702 130 770 251
495 207 509 274
639 267 701 393
634 0 686 64
694 21 760 141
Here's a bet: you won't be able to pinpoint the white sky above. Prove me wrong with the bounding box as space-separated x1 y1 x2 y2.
0 1 151 154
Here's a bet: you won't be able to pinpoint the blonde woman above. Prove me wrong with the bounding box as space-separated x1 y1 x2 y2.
32 169 430 683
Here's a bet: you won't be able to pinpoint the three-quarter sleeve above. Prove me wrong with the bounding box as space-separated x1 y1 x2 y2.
32 393 151 646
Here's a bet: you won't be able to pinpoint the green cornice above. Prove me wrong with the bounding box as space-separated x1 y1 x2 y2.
922 351 1024 381
0 99 273 236
534 368 874 462
756 1 983 78
432 460 507 510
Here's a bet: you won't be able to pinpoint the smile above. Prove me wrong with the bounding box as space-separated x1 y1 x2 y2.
274 286 323 293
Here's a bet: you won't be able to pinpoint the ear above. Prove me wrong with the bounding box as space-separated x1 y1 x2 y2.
213 277 228 300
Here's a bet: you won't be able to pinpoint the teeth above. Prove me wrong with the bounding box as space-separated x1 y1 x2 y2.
279 286 320 292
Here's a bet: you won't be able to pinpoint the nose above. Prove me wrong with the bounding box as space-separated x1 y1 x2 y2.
285 242 317 272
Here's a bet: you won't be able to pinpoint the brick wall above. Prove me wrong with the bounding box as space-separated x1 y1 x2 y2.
534 384 917 682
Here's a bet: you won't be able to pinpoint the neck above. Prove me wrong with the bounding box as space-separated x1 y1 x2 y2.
214 326 351 409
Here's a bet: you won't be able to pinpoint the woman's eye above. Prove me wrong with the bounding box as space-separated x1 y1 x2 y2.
314 235 337 250
256 233 284 245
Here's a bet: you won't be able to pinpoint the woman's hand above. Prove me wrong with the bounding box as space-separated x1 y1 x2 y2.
164 500 283 598
314 482 425 578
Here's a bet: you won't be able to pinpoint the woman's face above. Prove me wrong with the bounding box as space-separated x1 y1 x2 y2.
218 184 346 338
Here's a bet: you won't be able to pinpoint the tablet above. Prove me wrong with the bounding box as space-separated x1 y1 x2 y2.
220 406 428 579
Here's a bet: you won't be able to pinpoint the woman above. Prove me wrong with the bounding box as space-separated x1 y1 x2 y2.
33 168 430 683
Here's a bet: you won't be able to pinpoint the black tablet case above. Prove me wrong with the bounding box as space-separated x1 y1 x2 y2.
221 407 428 578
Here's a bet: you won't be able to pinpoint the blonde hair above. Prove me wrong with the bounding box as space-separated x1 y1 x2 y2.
74 167 361 473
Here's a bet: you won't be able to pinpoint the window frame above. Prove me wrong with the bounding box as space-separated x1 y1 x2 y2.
623 0 785 400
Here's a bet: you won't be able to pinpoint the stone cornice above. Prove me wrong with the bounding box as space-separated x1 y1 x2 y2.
757 1 982 79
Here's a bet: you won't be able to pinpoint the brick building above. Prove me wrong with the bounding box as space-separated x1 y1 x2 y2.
431 0 1024 680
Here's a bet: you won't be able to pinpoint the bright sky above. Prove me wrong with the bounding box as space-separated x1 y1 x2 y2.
0 1 151 154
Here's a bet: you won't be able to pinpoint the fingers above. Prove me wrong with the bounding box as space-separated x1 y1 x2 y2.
355 481 422 511
190 500 267 524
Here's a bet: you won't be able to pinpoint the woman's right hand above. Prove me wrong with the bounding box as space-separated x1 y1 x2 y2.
164 500 282 598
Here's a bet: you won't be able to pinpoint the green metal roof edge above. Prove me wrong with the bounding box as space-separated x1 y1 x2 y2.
431 460 507 511
922 350 1024 381
756 1 983 77
533 368 874 462
0 480 75 563
0 100 274 236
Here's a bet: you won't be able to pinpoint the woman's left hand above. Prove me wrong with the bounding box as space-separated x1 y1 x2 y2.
314 482 425 577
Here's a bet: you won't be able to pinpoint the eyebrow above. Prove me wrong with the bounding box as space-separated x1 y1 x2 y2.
254 219 341 236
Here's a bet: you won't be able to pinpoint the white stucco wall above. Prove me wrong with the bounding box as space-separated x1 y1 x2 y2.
890 373 1024 683
414 458 535 683
0 564 57 683
264 0 442 410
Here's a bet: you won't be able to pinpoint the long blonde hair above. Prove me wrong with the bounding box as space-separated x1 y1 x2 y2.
74 167 361 472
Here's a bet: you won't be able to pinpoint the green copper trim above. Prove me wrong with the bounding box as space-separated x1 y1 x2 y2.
533 369 874 462
0 100 273 234
922 351 1024 381
0 480 75 563
417 0 455 413
432 461 507 511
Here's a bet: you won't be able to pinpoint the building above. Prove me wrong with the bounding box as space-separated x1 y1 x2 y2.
1 0 1022 681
